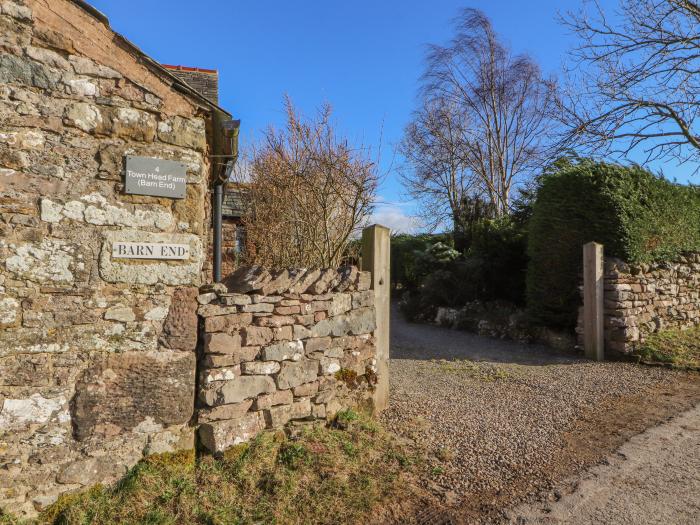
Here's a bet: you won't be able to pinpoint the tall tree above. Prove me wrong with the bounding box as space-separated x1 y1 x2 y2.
561 0 700 168
399 98 478 232
401 9 558 222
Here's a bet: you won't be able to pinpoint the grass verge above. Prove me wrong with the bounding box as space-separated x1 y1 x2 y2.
635 327 700 369
4 410 419 525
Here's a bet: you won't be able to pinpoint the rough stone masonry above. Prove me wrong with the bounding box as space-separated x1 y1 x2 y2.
577 255 700 355
0 0 230 516
196 265 378 453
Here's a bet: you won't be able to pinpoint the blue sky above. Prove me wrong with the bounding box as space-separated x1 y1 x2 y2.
89 0 696 232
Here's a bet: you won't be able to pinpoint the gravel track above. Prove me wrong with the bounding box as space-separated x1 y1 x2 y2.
381 305 700 523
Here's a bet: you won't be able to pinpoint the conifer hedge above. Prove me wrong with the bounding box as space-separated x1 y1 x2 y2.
527 160 700 329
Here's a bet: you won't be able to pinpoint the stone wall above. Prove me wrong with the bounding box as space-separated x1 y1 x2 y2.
196 265 378 453
577 255 700 355
0 0 220 516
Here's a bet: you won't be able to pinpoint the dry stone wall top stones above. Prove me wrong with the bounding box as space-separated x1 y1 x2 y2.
196 266 378 453
0 0 221 517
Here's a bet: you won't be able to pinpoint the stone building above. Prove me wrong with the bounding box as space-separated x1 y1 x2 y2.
0 0 236 515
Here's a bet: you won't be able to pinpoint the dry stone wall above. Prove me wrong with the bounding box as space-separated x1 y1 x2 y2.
196 266 378 453
577 255 700 355
0 0 218 516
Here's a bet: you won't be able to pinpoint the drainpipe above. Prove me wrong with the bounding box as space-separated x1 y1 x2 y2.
213 184 223 282
213 119 240 283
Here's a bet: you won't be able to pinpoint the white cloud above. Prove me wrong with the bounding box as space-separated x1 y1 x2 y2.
369 201 422 234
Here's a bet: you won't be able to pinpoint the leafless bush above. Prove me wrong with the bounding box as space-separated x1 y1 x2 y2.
235 97 378 269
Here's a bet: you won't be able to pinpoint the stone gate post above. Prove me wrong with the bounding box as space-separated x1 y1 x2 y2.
361 224 391 411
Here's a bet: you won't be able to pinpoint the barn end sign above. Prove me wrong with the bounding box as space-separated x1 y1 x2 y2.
112 242 190 260
124 156 187 199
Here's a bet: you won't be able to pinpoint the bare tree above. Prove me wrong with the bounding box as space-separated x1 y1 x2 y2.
561 0 700 168
236 97 378 269
399 98 478 231
402 9 558 220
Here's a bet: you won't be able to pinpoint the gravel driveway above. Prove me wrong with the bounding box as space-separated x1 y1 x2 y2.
381 305 700 523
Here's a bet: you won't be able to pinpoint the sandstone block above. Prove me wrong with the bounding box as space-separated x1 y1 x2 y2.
199 411 265 453
197 292 218 305
57 457 124 486
200 366 240 384
204 312 253 333
293 324 312 339
251 295 283 303
241 326 273 346
306 269 339 294
318 357 341 375
202 375 275 406
71 351 196 441
158 116 206 152
241 303 274 313
261 269 291 295
223 265 272 293
160 287 198 351
304 337 332 353
204 333 242 354
103 306 135 322
310 319 332 337
69 55 121 78
255 315 295 328
329 294 352 316
261 340 304 361
241 361 281 375
264 398 311 428
252 389 293 410
314 389 336 405
198 399 253 423
276 360 318 389
351 290 374 309
274 305 300 315
220 293 252 306
357 271 371 291
273 325 293 341
312 403 326 419
198 304 239 317
289 269 320 294
334 266 358 292
293 381 319 397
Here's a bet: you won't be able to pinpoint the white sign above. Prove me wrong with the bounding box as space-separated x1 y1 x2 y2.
112 242 190 260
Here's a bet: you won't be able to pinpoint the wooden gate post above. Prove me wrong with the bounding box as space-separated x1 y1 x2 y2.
361 224 390 412
583 242 605 361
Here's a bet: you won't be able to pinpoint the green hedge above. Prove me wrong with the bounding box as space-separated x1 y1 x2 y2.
527 159 700 329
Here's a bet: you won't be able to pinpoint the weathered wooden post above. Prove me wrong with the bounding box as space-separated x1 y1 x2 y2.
361 224 391 412
583 242 605 361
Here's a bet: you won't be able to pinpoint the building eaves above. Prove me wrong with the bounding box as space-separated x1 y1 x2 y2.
68 0 232 118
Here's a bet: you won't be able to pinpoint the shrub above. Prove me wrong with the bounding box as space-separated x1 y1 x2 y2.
527 159 700 329
390 233 452 291
465 217 528 305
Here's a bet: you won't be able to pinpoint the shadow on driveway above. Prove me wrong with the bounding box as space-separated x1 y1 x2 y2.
390 302 583 366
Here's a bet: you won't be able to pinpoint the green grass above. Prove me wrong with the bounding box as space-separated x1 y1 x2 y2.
432 359 513 381
635 326 700 369
7 410 418 525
